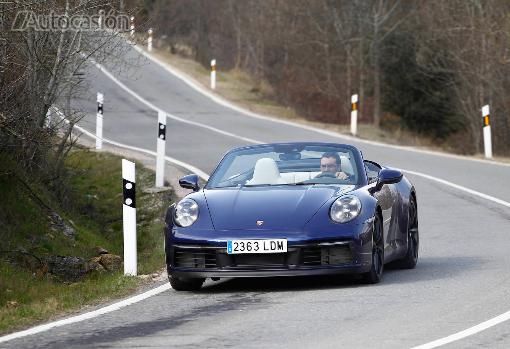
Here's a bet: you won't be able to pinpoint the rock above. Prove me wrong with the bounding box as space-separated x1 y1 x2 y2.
87 256 106 273
35 264 49 278
6 300 19 308
44 256 88 281
49 213 76 240
95 246 109 255
7 249 43 271
86 254 122 273
98 254 122 271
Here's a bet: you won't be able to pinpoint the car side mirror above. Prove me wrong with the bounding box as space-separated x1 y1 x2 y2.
374 169 403 191
179 174 200 192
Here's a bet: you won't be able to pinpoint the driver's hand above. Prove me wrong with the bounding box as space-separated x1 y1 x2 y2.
335 172 348 180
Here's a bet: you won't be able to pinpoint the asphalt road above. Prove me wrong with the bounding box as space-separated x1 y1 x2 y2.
5 46 510 349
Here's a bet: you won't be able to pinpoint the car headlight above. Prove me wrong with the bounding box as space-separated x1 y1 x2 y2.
174 198 199 227
330 195 361 223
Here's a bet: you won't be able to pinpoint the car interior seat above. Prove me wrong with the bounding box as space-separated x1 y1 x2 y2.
246 158 286 185
340 155 354 176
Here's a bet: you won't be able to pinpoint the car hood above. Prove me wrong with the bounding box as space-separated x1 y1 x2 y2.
203 185 355 231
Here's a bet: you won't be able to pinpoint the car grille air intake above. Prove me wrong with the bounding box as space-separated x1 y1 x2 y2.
174 248 217 269
302 244 352 266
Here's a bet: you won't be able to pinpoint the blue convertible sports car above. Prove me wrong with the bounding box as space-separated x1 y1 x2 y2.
164 142 419 291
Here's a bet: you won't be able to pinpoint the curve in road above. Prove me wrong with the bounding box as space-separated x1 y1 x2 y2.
3 45 510 349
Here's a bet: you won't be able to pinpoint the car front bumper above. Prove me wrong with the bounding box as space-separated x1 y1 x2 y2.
166 241 372 278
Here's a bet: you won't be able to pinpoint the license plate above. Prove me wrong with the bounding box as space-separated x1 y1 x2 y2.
227 239 287 254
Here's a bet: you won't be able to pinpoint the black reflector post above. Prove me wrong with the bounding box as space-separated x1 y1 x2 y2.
481 104 492 159
156 111 167 187
96 92 104 150
122 159 137 276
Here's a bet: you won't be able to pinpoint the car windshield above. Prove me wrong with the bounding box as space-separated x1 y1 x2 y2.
207 144 361 189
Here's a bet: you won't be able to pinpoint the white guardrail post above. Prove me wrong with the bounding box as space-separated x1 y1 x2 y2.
148 28 153 52
96 92 104 150
211 59 216 90
130 16 135 37
351 94 358 137
481 104 493 159
122 159 137 276
156 111 167 187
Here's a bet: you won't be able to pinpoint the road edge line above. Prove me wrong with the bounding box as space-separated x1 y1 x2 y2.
410 310 510 349
91 59 260 145
0 284 171 344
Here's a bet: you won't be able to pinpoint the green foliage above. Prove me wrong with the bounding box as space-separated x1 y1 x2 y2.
0 148 172 334
381 31 463 139
0 262 140 333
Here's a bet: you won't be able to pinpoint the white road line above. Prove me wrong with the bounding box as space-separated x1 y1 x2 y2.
410 310 510 349
54 107 210 180
0 284 171 344
403 170 510 209
3 49 508 346
91 59 260 145
133 45 510 168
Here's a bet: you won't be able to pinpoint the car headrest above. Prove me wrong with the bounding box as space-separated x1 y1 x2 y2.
246 158 285 185
340 155 354 175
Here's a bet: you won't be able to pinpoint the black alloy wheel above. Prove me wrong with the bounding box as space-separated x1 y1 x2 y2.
395 196 419 269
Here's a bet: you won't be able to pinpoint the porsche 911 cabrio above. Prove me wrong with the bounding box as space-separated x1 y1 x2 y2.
164 142 418 291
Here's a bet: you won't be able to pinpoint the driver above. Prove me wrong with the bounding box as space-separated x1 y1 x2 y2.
317 152 348 180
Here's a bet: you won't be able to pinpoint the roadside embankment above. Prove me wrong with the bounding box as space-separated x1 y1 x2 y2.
0 148 176 334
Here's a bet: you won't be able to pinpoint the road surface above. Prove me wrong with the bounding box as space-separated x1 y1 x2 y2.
4 45 510 349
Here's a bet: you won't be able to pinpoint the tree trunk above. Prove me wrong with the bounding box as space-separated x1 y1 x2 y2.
373 22 381 127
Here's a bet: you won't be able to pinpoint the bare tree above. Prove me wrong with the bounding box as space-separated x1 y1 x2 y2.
0 0 136 180
146 0 510 155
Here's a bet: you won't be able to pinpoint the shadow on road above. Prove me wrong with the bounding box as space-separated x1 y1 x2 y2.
198 255 485 293
200 274 361 293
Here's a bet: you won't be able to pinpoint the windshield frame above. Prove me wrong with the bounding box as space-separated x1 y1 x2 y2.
205 142 368 189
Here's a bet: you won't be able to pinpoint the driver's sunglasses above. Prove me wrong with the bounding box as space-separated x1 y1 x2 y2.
320 164 338 170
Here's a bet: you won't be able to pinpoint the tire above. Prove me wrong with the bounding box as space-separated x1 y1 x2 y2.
394 195 419 269
169 275 205 291
363 213 384 284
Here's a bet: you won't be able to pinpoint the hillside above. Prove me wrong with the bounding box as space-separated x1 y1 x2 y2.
0 149 172 334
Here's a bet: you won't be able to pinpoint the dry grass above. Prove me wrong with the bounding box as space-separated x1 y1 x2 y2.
150 47 447 151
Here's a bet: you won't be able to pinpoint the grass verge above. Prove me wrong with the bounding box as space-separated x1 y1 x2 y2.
0 148 173 334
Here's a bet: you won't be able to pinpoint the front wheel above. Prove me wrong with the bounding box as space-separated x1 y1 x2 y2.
169 275 205 291
363 213 384 284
